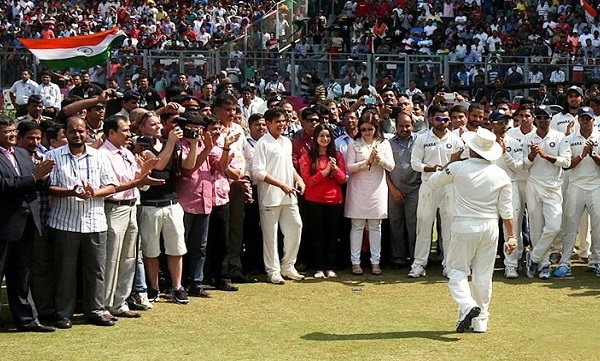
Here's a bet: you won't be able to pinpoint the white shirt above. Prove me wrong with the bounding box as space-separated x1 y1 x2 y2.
252 132 297 208
429 157 513 220
411 129 464 181
551 112 579 134
522 129 571 189
10 79 39 105
506 126 535 181
35 82 62 110
564 130 600 190
494 135 523 182
326 81 342 100
46 145 119 233
343 83 361 100
550 70 566 83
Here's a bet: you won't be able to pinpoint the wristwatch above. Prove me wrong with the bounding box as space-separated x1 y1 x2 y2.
592 151 598 157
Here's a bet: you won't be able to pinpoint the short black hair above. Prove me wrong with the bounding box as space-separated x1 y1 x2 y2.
0 114 15 128
17 121 42 135
103 114 128 135
264 107 285 122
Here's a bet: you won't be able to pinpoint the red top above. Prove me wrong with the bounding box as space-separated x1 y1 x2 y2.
299 152 346 204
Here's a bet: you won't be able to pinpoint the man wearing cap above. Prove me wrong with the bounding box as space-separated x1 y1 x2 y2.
408 104 464 278
34 72 62 118
554 106 600 278
429 127 516 334
15 95 53 125
115 90 141 120
10 70 39 117
523 105 571 279
490 109 524 278
551 85 584 135
264 73 286 94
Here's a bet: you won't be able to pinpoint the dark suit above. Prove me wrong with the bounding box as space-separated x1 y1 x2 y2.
0 146 44 329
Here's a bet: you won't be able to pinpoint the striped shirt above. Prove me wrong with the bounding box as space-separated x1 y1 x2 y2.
46 144 119 233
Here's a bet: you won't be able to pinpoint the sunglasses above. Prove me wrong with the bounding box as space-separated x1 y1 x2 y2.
434 116 451 122
535 115 550 119
140 111 158 124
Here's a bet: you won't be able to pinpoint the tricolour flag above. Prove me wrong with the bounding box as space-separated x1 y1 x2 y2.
18 28 126 70
582 0 597 23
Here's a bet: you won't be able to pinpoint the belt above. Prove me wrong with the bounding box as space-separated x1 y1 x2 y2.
141 199 178 207
105 198 137 207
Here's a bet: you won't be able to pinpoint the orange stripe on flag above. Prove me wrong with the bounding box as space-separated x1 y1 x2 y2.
19 27 121 50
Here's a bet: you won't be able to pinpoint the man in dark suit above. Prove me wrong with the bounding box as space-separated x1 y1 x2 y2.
0 115 55 332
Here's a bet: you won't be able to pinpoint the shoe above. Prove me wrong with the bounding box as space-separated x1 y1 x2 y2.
187 284 211 298
113 310 141 318
390 261 407 270
371 264 382 275
538 265 551 279
216 281 239 292
56 318 72 329
553 264 571 278
456 307 481 333
16 324 56 333
314 270 326 279
442 267 449 278
281 268 305 280
549 252 561 264
106 313 118 321
88 314 115 327
232 274 258 283
408 264 426 278
351 265 363 275
325 270 338 278
147 289 160 303
504 266 519 279
268 273 285 285
172 287 190 304
525 251 537 278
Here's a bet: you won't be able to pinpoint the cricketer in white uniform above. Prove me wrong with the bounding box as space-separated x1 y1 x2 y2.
429 128 516 333
408 105 464 278
554 106 600 277
523 105 571 279
490 110 524 278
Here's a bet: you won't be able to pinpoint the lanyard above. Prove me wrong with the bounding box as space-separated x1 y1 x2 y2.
70 153 90 181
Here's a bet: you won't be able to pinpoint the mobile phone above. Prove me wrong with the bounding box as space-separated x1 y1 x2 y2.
365 96 376 105
444 92 454 101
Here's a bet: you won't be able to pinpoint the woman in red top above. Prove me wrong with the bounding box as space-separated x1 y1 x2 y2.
299 124 346 279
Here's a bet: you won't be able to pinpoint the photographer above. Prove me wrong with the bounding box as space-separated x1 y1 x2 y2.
134 109 198 305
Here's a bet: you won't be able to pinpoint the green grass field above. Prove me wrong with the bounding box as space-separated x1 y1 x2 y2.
1 261 599 361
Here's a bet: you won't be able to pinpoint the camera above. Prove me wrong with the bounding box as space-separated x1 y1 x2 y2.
174 116 200 139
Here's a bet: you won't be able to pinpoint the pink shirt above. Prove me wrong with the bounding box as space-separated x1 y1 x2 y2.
99 140 139 201
176 139 214 215
209 138 241 207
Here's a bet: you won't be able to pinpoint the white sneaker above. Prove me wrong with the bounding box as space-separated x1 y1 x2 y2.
314 270 326 279
504 266 519 279
281 268 305 281
137 292 153 309
442 267 449 278
408 265 426 278
325 270 338 278
268 273 285 284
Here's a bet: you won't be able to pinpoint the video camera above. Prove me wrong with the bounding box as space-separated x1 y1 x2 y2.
174 116 201 139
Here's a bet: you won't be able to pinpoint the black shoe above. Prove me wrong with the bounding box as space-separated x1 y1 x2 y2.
56 318 72 329
188 284 211 298
172 287 190 304
147 288 160 302
216 281 239 292
16 324 56 333
390 262 407 270
232 274 258 283
88 314 116 327
456 307 481 333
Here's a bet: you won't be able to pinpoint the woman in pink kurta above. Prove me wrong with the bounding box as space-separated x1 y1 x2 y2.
344 115 394 275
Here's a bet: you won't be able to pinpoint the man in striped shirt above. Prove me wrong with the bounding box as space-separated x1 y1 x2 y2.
46 116 119 329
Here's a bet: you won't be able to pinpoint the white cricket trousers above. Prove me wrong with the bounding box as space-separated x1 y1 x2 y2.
559 185 600 266
413 180 452 267
503 182 522 268
526 182 562 267
447 218 498 333
260 204 302 276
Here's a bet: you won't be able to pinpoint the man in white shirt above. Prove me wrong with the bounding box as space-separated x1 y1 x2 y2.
326 74 342 101
343 73 361 104
554 107 600 278
35 72 62 118
549 68 566 83
10 69 38 117
408 104 464 278
523 105 571 279
252 107 306 284
429 127 516 334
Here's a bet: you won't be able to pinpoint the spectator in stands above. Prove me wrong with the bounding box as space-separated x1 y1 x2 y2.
10 69 38 117
35 72 62 118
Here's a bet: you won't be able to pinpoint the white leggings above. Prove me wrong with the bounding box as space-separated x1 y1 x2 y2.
350 219 382 265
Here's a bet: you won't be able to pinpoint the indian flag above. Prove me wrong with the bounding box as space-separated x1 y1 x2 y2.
582 0 597 23
18 28 126 70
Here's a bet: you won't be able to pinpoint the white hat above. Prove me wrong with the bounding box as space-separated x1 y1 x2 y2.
461 128 503 161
